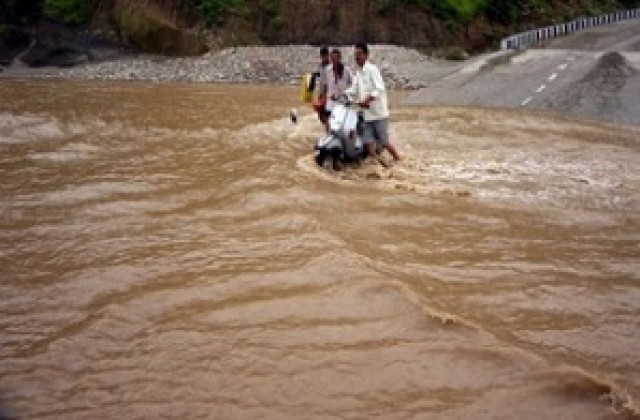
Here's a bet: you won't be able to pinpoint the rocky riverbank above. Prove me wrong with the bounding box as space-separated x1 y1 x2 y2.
0 45 464 90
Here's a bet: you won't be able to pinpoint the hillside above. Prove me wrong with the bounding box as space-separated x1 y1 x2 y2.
1 0 640 66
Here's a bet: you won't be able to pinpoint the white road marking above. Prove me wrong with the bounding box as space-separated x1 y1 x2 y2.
522 62 570 107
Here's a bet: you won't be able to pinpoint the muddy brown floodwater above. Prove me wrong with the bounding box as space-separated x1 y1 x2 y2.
1 80 639 419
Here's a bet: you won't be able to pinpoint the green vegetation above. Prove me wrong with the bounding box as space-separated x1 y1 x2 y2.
445 0 486 19
43 0 95 25
181 0 244 25
0 0 95 25
443 45 468 60
1 0 640 51
3 0 639 30
379 0 640 23
0 0 45 24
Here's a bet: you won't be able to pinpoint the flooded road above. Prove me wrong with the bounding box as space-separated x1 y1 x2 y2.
1 80 639 419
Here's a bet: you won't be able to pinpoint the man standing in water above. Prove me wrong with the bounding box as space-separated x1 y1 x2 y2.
312 46 331 130
345 42 401 166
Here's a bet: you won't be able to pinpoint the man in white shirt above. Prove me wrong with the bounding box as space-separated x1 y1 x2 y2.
345 42 400 166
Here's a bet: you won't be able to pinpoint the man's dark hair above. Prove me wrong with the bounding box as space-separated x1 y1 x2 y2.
320 46 329 55
355 42 369 54
331 48 341 56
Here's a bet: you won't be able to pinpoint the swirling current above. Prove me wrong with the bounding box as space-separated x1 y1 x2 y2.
1 80 639 419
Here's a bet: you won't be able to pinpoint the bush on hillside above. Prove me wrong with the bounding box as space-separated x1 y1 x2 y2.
43 0 95 25
181 0 244 25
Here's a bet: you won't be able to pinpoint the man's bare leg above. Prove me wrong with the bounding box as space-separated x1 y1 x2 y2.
385 142 401 161
366 142 389 168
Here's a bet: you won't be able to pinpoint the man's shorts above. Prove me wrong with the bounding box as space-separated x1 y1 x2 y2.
363 119 389 148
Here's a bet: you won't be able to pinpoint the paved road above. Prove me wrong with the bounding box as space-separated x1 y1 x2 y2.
405 20 640 127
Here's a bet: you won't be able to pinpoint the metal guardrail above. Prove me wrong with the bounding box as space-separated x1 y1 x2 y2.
500 8 640 50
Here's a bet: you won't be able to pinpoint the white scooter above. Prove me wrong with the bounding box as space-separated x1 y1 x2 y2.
314 95 368 170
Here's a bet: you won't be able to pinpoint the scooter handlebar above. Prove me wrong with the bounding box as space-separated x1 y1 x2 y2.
331 93 356 107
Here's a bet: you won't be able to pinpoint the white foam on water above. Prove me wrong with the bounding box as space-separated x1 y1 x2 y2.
28 181 155 207
0 112 66 144
298 109 640 212
28 142 101 162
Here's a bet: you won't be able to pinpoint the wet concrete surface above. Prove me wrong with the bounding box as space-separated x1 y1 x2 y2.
405 20 640 127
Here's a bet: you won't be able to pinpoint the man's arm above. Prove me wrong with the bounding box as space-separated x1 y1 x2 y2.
317 67 328 98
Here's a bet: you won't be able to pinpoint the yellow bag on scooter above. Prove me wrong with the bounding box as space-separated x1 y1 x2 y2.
300 73 314 103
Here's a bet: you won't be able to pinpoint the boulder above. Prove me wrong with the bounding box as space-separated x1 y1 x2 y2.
11 20 91 67
8 19 132 68
15 40 89 67
113 0 207 56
